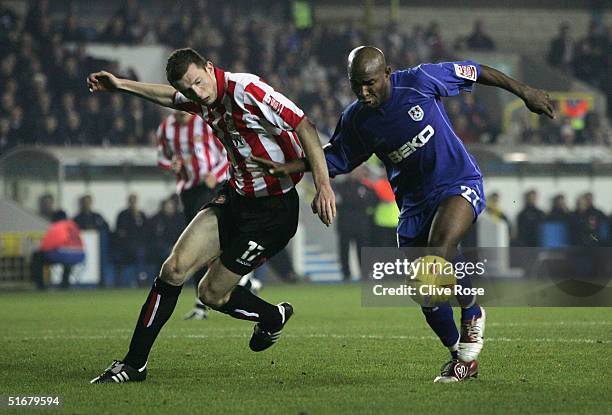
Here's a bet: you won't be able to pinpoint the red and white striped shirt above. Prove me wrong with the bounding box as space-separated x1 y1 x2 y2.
172 67 305 198
157 112 229 194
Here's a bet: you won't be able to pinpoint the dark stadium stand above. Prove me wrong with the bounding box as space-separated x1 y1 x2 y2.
8 0 610 152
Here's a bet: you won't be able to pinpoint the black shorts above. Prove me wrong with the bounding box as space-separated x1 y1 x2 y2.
203 183 299 275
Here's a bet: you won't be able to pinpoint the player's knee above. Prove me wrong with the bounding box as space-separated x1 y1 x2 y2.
198 281 229 308
159 254 188 286
427 232 458 251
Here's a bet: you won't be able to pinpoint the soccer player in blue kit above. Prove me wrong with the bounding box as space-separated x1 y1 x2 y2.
252 46 554 383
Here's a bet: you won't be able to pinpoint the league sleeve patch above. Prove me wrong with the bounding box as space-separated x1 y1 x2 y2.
453 64 477 81
263 94 285 115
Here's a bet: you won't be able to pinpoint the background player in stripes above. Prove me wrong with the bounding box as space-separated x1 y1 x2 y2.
250 45 554 383
87 48 335 383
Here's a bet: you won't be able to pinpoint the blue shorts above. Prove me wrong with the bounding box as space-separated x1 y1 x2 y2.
397 179 485 247
44 249 85 266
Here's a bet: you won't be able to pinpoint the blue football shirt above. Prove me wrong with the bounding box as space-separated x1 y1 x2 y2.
325 60 484 218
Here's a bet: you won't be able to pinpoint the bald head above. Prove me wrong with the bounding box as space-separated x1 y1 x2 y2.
347 46 391 108
347 46 386 76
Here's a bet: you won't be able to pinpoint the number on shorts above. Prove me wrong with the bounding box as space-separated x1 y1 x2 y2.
460 185 480 207
240 240 265 262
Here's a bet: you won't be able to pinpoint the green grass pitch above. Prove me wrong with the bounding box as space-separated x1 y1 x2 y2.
2 284 611 414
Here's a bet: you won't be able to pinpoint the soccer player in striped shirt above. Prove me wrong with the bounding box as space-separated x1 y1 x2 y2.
252 46 554 383
157 111 261 319
88 48 336 383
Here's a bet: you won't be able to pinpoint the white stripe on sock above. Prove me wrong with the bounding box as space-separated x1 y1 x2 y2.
138 362 147 372
278 305 286 324
234 309 259 318
146 294 161 328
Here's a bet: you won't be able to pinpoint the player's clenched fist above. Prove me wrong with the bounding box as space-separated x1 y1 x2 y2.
87 71 120 93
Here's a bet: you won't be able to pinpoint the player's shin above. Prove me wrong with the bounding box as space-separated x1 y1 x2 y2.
123 278 183 368
451 253 482 320
421 305 460 360
455 274 482 320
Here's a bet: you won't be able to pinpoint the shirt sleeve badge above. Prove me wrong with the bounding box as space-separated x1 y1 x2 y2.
453 64 477 81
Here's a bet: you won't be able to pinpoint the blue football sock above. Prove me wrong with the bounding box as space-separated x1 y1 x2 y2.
461 304 482 321
422 305 459 358
452 252 479 308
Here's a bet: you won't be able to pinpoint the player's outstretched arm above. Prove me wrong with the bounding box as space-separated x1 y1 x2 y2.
87 71 176 108
294 118 336 226
477 65 555 119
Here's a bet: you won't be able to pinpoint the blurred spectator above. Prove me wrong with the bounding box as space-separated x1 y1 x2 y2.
106 116 130 146
516 190 545 246
571 193 608 246
425 22 447 61
547 22 574 73
147 198 184 271
452 114 479 144
456 19 496 51
579 112 609 145
24 0 49 41
61 56 84 98
101 16 130 44
368 175 400 248
0 116 11 153
73 194 110 233
62 10 87 42
30 211 85 290
61 111 88 145
583 192 607 227
114 193 148 287
82 95 107 144
469 20 495 50
485 192 511 231
608 209 612 246
334 165 378 281
547 194 572 227
559 117 576 145
38 193 67 222
35 115 60 145
408 25 431 63
8 106 28 145
461 94 495 142
573 19 609 90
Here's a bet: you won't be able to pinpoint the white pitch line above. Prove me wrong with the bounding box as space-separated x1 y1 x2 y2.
3 333 610 345
11 320 612 336
487 321 612 327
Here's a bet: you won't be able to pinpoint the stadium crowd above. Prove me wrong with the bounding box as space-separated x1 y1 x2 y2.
487 189 611 247
3 0 609 153
547 20 611 104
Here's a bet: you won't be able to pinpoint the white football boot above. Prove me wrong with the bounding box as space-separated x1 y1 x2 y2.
458 306 486 362
433 359 478 383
